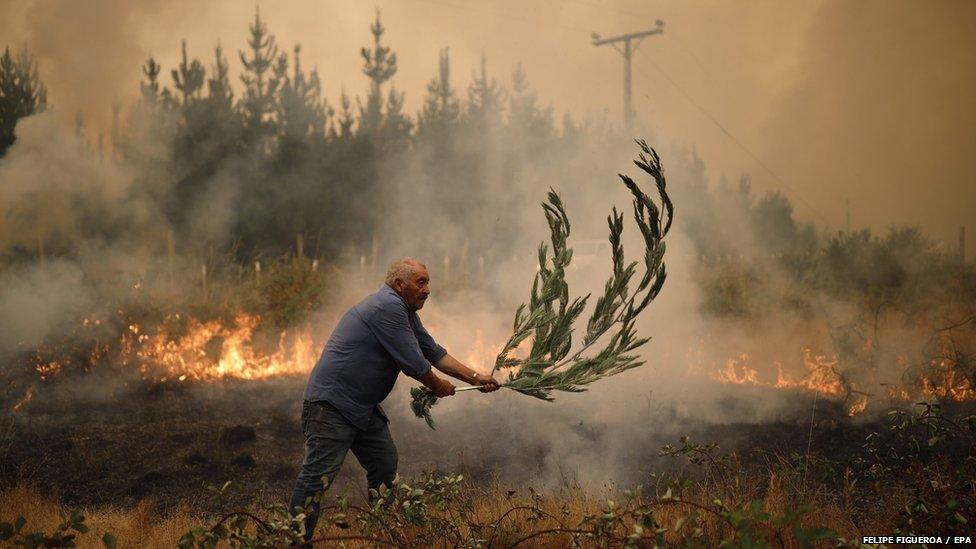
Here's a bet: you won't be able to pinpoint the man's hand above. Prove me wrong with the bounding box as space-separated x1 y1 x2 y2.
432 376 456 397
434 353 502 393
474 373 500 392
419 370 456 397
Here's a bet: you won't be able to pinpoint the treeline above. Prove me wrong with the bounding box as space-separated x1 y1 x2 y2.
115 10 584 263
0 46 46 158
1 10 598 265
0 9 969 317
675 148 973 319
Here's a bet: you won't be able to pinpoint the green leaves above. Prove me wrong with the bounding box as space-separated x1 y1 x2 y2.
0 513 103 549
410 141 674 428
410 386 439 429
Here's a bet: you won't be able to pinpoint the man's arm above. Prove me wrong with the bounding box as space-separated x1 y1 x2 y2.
369 302 437 379
418 369 457 397
433 354 500 392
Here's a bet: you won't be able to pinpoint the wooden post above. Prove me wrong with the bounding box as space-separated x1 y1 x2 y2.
960 226 966 265
311 259 319 271
296 233 304 259
36 226 44 260
255 261 261 284
201 265 208 299
166 230 176 286
460 238 470 283
370 235 379 276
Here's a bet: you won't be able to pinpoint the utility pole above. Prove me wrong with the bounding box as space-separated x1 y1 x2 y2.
592 20 664 129
960 226 966 265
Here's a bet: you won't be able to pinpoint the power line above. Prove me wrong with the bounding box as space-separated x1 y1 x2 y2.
557 1 830 223
591 23 664 129
407 0 830 224
564 0 712 76
633 56 830 225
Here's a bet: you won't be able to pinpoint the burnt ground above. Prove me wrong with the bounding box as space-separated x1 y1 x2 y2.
1 372 972 513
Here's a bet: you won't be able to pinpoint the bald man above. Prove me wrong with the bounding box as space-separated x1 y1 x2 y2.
289 258 498 542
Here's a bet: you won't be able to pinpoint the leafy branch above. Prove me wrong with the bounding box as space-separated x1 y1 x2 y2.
412 139 674 427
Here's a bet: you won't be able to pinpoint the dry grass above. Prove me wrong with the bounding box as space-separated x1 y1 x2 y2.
0 472 888 548
0 484 197 548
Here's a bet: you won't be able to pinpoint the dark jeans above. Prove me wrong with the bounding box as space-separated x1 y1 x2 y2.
288 400 397 542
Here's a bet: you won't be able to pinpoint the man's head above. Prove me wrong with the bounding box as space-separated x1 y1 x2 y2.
385 258 430 310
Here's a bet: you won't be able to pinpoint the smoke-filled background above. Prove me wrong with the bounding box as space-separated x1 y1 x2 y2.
1 0 975 512
3 0 975 238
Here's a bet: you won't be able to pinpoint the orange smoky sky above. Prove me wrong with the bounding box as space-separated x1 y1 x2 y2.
1 0 974 242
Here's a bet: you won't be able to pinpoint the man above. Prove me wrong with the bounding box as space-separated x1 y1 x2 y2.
289 257 498 541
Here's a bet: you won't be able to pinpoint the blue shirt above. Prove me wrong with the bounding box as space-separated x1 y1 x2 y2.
303 284 447 430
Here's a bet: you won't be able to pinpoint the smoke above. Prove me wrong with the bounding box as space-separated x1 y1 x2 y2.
760 0 976 238
0 114 139 356
0 110 243 361
0 260 93 355
2 1 972 496
5 0 973 239
356 121 818 486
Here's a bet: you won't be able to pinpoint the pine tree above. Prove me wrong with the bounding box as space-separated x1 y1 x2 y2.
561 112 580 145
381 84 412 149
140 57 165 106
278 44 329 145
417 48 460 138
508 63 553 146
206 43 234 113
331 89 355 139
171 41 205 106
0 46 48 157
466 54 504 130
166 39 245 232
239 8 283 149
357 9 397 136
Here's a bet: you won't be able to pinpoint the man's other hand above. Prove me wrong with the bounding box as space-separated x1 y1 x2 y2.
432 376 456 397
419 370 456 397
474 373 500 392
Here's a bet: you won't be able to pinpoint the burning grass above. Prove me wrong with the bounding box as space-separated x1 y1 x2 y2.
6 401 969 548
0 214 972 546
2 367 973 547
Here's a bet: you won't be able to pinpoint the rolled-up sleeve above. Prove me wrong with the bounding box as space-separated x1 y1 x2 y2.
367 302 433 379
412 313 448 364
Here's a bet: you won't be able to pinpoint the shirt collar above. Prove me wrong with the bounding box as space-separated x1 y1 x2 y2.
380 284 410 309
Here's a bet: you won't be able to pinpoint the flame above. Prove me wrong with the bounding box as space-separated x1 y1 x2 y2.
459 328 535 379
13 388 34 411
35 360 63 381
713 350 845 396
125 313 317 381
772 350 846 398
464 329 506 372
710 349 865 415
846 397 869 416
713 354 760 384
709 343 975 416
917 337 976 401
22 307 974 418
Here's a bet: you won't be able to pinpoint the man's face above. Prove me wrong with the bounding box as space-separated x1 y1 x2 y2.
394 265 431 310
